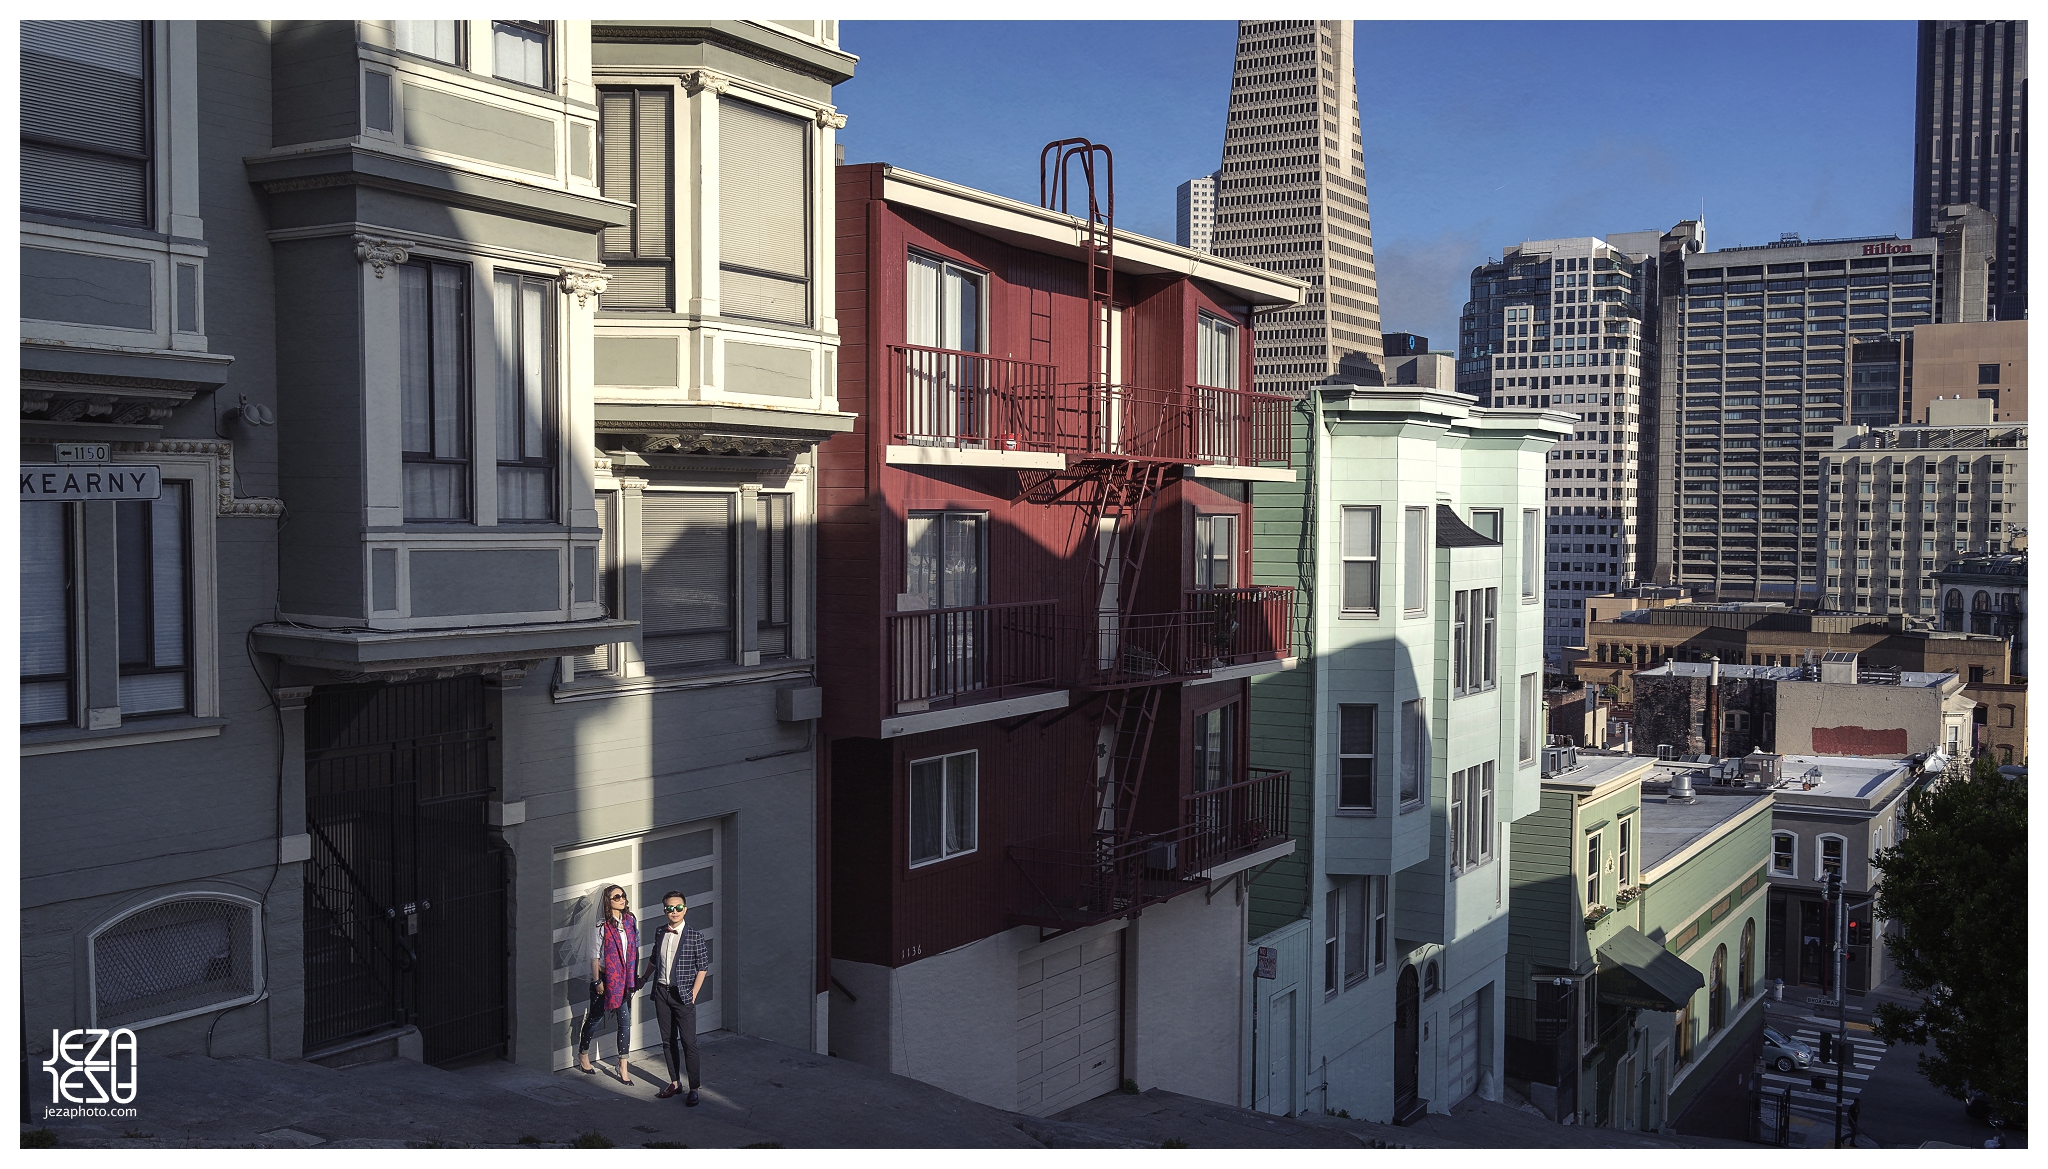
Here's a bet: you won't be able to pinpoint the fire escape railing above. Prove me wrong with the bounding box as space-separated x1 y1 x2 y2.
1008 767 1292 928
1053 587 1295 688
1189 384 1294 467
887 600 1059 714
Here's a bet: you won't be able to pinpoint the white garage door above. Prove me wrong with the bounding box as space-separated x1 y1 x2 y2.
1443 990 1481 1106
550 820 722 1070
1016 930 1122 1116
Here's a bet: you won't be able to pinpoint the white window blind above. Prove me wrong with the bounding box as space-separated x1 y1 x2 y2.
718 98 808 325
493 272 555 521
640 493 735 670
22 20 150 226
598 87 671 309
491 21 548 88
393 20 460 64
20 502 72 726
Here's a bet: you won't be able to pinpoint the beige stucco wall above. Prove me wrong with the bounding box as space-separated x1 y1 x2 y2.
1771 679 1949 756
1912 320 2027 422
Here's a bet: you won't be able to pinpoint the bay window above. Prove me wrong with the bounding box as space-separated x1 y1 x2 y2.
399 260 471 522
719 98 810 326
493 271 556 522
22 20 151 228
1340 506 1379 613
597 87 673 309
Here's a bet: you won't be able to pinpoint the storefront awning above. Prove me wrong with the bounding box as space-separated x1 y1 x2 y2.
1596 925 1705 1011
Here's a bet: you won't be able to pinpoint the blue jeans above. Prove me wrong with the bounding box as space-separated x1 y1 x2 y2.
577 979 632 1058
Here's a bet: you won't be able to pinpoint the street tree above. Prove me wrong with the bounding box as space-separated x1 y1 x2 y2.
1870 751 2027 1119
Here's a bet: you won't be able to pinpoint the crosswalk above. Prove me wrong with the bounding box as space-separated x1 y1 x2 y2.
1759 1024 1890 1112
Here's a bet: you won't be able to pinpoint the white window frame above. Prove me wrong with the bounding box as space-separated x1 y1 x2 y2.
1324 888 1340 998
1400 697 1428 811
1196 310 1239 390
1337 703 1376 812
1449 767 1466 870
1403 506 1428 616
1771 833 1798 882
1518 672 1539 764
1817 833 1846 880
907 748 978 869
1339 505 1380 615
1195 513 1237 590
87 891 263 1030
1371 875 1389 972
1585 832 1601 908
20 453 222 748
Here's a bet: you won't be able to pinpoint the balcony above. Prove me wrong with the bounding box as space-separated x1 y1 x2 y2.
884 344 1292 470
887 600 1060 722
1008 768 1294 928
1057 587 1296 689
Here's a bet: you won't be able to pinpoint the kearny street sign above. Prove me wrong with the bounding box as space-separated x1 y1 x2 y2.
20 465 161 501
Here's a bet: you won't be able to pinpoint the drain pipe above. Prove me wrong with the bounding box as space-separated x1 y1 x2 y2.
1705 656 1721 758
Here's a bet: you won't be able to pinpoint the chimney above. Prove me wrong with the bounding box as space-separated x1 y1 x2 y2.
1705 656 1721 758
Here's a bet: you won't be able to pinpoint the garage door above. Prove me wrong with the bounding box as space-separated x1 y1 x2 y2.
1443 990 1481 1106
550 820 722 1070
1016 930 1122 1116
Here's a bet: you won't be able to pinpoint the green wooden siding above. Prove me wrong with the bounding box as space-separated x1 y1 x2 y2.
1248 395 1316 939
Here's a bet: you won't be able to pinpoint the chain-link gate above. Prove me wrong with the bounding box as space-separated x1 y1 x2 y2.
302 677 507 1065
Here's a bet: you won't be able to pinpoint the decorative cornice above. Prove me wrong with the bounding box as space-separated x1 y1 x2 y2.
683 68 733 97
626 429 817 460
815 106 847 130
354 233 414 277
113 439 286 518
560 267 610 307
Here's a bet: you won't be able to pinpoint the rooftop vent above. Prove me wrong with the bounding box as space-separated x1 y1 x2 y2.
1819 651 1858 685
1670 771 1697 802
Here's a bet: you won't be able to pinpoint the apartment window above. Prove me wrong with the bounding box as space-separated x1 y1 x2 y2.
1192 703 1238 794
1340 506 1379 612
1195 514 1237 590
1481 588 1498 690
1371 876 1389 971
757 493 794 659
640 492 737 670
1618 817 1631 886
490 20 549 89
116 486 190 716
392 20 462 64
597 88 673 309
1469 509 1502 543
720 98 810 326
20 502 74 726
908 750 977 867
1820 835 1844 878
1324 889 1340 995
1338 704 1375 810
1403 506 1427 614
398 260 471 522
906 252 983 352
1978 363 2000 385
1479 762 1495 862
1518 672 1539 763
1400 698 1426 807
1449 769 1465 870
22 20 151 227
1586 833 1601 908
1197 311 1239 389
492 272 556 522
1453 591 1471 694
1343 878 1366 985
905 511 984 609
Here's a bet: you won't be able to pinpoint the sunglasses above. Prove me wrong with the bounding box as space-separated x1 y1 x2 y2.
663 905 687 914
608 893 628 901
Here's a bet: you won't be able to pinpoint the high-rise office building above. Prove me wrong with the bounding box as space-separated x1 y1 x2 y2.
1913 20 2027 320
1647 225 1991 606
1454 232 1674 664
1176 171 1220 252
1212 19 1383 392
1383 331 1428 358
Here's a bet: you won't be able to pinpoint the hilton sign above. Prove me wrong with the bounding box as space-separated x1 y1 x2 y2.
1861 243 1916 257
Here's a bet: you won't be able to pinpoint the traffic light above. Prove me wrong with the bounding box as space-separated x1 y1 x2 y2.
1847 917 1868 947
1818 1033 1837 1064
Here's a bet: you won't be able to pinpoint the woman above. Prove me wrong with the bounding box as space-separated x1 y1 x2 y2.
575 883 639 1083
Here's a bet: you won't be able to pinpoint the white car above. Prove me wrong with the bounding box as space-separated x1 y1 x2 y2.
1763 1026 1815 1073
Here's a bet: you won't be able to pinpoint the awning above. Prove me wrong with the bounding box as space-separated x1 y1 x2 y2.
1596 925 1705 1011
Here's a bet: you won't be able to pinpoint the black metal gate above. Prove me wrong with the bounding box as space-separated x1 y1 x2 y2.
302 676 508 1065
1750 1084 1793 1146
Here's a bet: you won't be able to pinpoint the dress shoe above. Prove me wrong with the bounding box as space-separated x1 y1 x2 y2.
657 1084 680 1100
685 1090 700 1107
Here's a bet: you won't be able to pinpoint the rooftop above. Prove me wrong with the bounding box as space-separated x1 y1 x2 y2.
1633 661 1955 688
1769 753 1918 802
1935 552 2027 581
1635 769 1770 872
1540 748 1650 791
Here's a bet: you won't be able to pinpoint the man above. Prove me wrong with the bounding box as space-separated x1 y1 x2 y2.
637 890 709 1104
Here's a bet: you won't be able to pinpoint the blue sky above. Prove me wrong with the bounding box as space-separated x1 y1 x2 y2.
836 20 1919 350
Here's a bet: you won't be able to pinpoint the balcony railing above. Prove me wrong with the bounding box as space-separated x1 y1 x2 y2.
888 600 1058 714
1190 384 1293 467
1055 587 1295 689
891 344 1060 451
1008 767 1293 928
887 345 1288 466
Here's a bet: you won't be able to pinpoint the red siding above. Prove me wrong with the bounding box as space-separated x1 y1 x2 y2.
822 164 1274 969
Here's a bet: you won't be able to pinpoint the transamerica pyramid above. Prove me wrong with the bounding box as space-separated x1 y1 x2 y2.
1212 19 1384 392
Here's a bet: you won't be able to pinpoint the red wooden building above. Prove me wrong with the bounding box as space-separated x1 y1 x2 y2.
819 153 1305 1114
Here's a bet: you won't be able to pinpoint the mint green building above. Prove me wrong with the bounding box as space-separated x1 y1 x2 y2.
1245 386 1567 1121
1505 749 1774 1133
